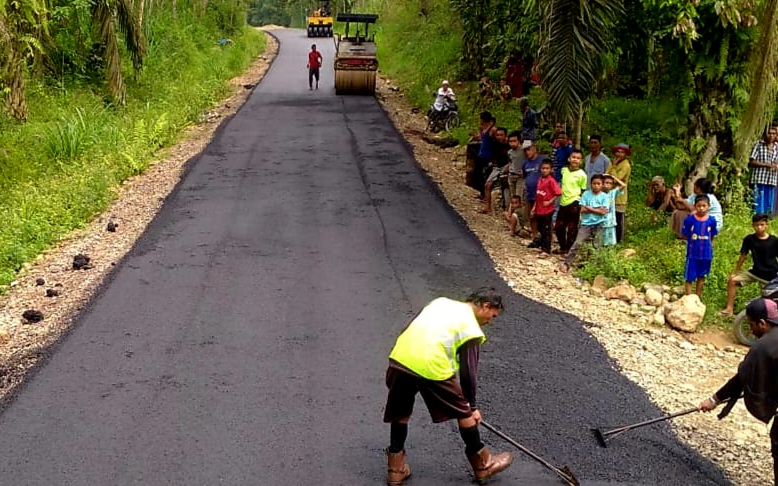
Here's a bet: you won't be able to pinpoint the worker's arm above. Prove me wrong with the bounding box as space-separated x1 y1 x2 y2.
458 339 481 409
700 374 742 411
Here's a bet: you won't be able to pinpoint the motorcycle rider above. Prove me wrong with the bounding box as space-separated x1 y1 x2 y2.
427 80 456 123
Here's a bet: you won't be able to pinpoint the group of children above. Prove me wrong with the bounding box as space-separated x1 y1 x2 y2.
499 144 627 273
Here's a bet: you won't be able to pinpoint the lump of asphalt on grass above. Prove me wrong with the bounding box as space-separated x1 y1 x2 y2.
22 310 44 324
72 254 93 270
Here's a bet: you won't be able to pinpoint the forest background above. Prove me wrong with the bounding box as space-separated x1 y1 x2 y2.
248 0 778 325
3 0 778 325
0 0 265 288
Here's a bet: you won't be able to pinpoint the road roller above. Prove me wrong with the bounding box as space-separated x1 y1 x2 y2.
334 13 379 95
307 0 333 37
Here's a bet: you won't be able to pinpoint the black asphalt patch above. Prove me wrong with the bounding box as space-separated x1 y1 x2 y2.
0 29 732 486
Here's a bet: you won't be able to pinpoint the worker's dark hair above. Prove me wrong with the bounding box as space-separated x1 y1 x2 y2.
466 287 504 310
591 174 604 183
479 111 493 123
508 130 521 140
590 134 602 143
694 194 710 205
570 148 584 157
541 159 553 168
496 126 508 135
753 213 770 223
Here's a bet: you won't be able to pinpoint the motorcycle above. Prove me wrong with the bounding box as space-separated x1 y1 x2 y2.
732 277 778 346
426 96 460 133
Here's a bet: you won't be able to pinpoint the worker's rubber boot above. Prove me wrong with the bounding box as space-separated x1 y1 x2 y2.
467 446 513 484
386 449 411 486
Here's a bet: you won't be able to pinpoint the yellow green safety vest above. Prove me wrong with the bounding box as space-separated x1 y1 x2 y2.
389 298 486 381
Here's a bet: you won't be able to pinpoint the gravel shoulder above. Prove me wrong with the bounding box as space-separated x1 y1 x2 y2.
373 76 769 485
0 31 767 485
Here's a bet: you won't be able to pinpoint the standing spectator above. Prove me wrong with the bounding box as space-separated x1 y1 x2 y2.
608 143 632 242
532 160 562 254
307 44 323 90
506 131 525 200
699 297 778 486
522 141 545 245
584 135 610 189
552 131 574 183
519 98 538 142
682 194 718 296
671 178 723 238
602 174 625 246
561 174 609 273
504 52 523 98
720 214 778 316
480 128 510 213
555 149 587 255
749 126 778 215
471 112 497 200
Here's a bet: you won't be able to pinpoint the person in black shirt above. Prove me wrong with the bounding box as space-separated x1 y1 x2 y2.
700 297 778 485
721 214 778 316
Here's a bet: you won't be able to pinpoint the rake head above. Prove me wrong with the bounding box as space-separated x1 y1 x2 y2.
590 428 609 448
560 465 581 486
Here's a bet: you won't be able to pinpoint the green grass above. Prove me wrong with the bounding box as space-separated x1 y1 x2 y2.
0 16 266 289
365 0 758 328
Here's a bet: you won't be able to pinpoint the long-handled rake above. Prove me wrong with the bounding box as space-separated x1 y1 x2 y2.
591 406 700 448
481 421 580 486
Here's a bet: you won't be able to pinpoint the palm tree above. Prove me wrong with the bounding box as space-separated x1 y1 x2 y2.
0 0 48 121
534 0 622 146
92 0 146 105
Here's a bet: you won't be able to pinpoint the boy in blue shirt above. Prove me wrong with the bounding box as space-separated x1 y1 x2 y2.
561 174 609 272
682 194 718 296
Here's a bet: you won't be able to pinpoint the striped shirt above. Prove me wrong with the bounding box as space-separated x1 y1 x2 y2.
749 139 778 186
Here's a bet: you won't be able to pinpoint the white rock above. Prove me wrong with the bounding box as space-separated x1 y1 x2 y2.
664 294 706 332
645 288 663 306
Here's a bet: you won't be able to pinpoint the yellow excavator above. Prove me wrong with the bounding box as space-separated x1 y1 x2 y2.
307 0 333 37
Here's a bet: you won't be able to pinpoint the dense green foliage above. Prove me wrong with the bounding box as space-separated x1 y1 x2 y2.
0 4 265 288
365 0 775 325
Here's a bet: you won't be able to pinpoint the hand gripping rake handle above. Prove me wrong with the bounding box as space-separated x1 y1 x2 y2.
481 421 580 486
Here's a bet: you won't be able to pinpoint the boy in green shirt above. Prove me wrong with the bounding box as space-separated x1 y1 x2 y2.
554 149 588 254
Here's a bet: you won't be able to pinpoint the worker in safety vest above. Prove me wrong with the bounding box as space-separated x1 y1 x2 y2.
382 287 513 485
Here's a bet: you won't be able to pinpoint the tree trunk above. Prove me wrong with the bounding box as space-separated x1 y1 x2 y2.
685 133 718 195
573 104 583 148
0 17 28 121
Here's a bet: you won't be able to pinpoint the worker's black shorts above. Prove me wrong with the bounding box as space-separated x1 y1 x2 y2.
309 68 320 81
383 365 472 424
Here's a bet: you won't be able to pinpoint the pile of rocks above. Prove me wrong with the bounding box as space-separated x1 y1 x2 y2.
586 277 707 333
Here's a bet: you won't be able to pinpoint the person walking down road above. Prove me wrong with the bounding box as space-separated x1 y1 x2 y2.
720 214 778 316
383 288 513 485
749 127 778 215
699 297 778 485
307 44 323 90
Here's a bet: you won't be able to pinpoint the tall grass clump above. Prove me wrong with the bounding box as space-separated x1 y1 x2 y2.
0 11 266 290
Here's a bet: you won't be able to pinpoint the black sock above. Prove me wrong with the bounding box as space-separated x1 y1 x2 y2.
459 425 484 456
389 422 408 453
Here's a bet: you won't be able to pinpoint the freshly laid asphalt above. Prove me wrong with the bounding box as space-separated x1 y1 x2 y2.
0 29 732 486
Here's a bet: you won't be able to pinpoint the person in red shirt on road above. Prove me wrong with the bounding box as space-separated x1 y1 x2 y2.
532 160 562 254
307 44 323 90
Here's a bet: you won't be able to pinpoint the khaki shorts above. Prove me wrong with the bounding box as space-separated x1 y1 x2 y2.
731 270 769 286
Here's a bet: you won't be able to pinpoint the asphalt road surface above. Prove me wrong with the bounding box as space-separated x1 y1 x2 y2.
0 29 733 486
